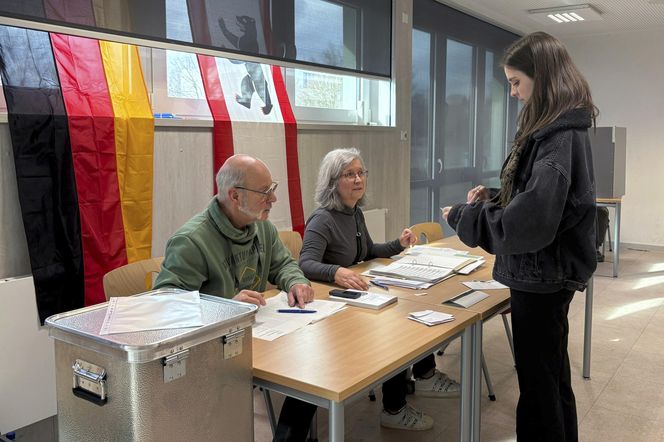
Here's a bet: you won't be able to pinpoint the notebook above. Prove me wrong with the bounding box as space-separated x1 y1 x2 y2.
368 262 454 283
328 290 398 310
368 253 475 283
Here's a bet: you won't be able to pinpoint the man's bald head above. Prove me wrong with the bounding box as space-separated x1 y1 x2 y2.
216 154 271 203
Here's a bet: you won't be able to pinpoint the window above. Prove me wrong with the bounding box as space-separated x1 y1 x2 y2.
148 0 211 119
284 68 392 125
287 0 392 125
150 48 212 119
410 0 520 229
295 0 358 69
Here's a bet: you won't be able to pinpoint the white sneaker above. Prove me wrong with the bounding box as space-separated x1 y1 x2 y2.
380 404 434 431
414 369 460 398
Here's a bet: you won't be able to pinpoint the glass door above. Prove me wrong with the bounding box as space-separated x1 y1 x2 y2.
410 0 519 232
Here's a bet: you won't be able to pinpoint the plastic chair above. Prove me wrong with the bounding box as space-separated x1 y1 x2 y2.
278 230 303 260
102 257 164 299
409 222 444 244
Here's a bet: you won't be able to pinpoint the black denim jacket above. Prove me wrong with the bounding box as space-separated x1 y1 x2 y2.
447 109 597 293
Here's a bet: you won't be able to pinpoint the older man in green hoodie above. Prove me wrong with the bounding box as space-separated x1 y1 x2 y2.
154 154 314 307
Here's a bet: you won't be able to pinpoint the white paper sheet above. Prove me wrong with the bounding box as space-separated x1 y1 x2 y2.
360 274 433 289
252 292 347 341
447 290 490 308
456 259 485 275
100 291 204 335
405 246 469 256
461 280 508 290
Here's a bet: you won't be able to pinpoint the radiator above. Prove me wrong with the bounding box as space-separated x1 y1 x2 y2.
363 208 387 243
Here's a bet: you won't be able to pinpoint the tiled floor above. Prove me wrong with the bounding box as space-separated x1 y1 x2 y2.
253 247 664 441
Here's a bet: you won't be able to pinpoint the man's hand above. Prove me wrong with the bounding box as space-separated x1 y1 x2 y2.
233 289 266 306
288 283 314 308
334 267 368 291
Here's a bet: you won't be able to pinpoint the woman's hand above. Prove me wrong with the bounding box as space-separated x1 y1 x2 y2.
441 206 451 222
399 228 417 248
334 267 368 290
467 185 489 203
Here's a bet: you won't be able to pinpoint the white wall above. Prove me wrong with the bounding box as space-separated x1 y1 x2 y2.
563 29 664 248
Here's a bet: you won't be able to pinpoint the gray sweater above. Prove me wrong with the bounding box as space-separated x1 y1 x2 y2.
299 206 404 282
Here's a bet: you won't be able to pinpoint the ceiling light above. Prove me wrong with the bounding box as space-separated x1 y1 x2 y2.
528 4 602 24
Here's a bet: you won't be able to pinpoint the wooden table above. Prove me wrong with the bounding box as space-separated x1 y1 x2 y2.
353 236 510 424
352 237 510 319
597 197 622 278
252 282 481 442
355 235 596 380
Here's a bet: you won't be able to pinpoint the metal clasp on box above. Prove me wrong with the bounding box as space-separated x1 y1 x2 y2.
222 329 245 359
72 359 107 406
163 349 189 383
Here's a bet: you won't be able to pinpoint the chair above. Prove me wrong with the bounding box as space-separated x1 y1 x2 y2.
102 257 164 299
278 230 303 260
409 222 444 244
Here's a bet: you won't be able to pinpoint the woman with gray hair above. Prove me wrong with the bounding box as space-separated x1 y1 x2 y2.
301 147 413 289
296 147 459 432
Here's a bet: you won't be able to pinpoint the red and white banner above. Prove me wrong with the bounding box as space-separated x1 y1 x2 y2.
199 55 304 233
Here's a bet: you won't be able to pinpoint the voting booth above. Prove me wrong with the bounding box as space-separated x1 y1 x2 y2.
46 288 256 441
589 126 626 198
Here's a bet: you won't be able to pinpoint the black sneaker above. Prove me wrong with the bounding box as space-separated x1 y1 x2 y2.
596 250 604 262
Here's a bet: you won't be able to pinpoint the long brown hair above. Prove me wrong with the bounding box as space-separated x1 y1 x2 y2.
503 31 598 148
496 32 598 207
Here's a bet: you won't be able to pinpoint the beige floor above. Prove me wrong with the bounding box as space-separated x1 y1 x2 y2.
253 247 664 441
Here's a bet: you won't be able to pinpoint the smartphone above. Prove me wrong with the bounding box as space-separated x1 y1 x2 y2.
329 289 364 299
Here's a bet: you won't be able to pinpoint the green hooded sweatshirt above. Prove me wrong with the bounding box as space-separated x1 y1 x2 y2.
154 199 310 298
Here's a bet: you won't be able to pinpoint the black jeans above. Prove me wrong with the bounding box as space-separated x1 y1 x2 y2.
273 354 437 441
510 288 577 442
382 353 436 411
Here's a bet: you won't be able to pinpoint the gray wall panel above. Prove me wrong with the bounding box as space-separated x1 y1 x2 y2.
0 124 31 279
152 127 214 257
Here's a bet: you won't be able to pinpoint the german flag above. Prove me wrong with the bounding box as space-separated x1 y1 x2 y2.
0 26 83 323
0 26 153 321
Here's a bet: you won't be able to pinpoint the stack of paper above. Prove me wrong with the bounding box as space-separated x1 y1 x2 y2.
408 310 455 326
253 292 346 341
329 290 397 310
368 260 456 283
404 246 485 275
461 280 508 290
456 259 485 274
370 276 433 290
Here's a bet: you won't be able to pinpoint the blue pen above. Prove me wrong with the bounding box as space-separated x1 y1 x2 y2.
277 309 318 313
370 280 389 291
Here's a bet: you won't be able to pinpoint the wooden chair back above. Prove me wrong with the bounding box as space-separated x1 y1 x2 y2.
103 257 164 300
278 230 303 260
409 222 444 244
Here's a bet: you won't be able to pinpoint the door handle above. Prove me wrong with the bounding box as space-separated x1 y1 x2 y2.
436 158 443 174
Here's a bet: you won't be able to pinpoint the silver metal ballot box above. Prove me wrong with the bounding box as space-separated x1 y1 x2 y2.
46 289 257 442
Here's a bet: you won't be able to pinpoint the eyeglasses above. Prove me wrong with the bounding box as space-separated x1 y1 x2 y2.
235 182 278 200
340 169 369 180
